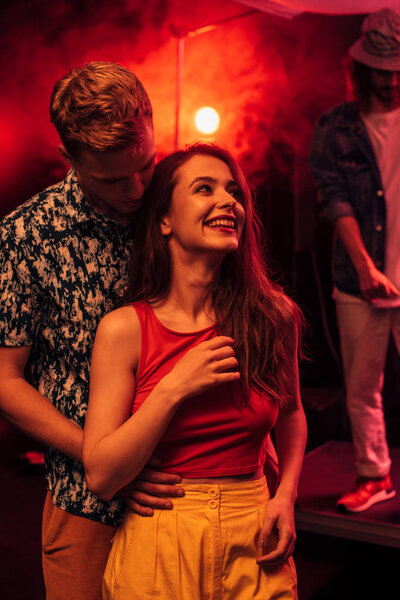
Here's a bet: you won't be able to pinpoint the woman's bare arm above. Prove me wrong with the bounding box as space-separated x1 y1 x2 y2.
257 324 307 564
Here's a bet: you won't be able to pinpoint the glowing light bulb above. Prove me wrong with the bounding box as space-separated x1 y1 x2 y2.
194 107 220 134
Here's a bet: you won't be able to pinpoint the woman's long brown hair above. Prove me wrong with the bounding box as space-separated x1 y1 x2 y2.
125 143 303 406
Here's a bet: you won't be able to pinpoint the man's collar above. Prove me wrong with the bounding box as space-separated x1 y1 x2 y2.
333 102 362 128
64 168 94 226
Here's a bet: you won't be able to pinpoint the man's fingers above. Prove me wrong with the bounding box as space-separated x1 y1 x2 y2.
121 498 155 517
136 467 182 485
124 489 175 509
130 480 185 498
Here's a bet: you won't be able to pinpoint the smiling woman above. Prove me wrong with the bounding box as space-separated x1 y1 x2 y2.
159 153 245 258
83 142 307 600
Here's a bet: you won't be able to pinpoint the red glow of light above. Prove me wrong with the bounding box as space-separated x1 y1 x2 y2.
194 106 220 134
0 1 356 214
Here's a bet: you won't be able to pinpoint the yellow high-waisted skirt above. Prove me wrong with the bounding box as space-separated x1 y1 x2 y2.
103 477 297 599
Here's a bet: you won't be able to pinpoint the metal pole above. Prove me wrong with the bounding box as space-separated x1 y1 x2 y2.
174 37 185 151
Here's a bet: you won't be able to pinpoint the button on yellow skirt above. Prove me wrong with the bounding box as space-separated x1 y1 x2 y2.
103 477 297 599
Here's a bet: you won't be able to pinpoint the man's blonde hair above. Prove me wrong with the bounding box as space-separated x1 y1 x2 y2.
50 62 153 158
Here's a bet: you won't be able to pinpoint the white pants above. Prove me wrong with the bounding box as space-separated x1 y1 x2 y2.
336 298 400 478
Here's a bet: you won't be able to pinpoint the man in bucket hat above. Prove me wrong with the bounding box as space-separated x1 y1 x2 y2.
309 8 400 512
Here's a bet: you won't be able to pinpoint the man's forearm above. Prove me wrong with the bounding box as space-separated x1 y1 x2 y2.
0 377 83 460
334 215 400 299
335 216 374 274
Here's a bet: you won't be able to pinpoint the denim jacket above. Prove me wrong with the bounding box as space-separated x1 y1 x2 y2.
309 101 386 297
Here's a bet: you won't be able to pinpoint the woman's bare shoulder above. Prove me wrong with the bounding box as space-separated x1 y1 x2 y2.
95 305 142 346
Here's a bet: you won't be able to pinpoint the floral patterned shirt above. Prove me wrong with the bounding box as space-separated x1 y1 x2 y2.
0 169 133 525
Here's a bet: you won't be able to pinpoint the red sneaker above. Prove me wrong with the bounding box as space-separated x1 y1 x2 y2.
336 474 396 513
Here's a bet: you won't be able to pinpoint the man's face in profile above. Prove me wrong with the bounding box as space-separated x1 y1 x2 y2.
64 125 156 223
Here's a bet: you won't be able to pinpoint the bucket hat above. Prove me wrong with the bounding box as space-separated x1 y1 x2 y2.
349 8 400 71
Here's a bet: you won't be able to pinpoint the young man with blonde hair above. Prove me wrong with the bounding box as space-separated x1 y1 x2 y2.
0 61 183 599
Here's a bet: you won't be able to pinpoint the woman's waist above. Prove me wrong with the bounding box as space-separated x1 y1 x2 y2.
125 473 269 516
180 466 264 485
174 472 269 508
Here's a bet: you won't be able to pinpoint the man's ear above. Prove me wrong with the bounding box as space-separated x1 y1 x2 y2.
58 144 76 167
160 216 172 236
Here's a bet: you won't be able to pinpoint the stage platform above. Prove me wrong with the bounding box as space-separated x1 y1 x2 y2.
295 440 400 548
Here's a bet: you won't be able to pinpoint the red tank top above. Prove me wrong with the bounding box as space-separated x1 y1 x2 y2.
131 301 279 477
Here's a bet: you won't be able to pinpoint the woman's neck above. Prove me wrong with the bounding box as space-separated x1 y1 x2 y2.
153 259 219 330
